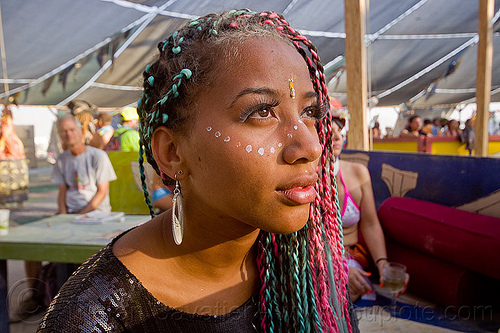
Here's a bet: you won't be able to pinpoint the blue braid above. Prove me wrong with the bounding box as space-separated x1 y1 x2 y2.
138 145 155 218
289 233 306 332
278 235 290 330
298 229 311 332
262 233 276 333
158 68 192 105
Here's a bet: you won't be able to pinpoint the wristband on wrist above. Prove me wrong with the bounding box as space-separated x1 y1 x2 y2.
375 257 388 265
152 188 172 203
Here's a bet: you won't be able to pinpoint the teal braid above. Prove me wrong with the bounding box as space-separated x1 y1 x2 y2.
138 145 155 218
261 233 277 332
258 236 271 332
278 234 290 330
299 226 322 332
298 230 311 332
157 68 192 106
269 236 282 332
289 233 305 332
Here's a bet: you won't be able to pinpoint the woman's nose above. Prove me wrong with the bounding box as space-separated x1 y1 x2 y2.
281 121 322 165
332 128 343 140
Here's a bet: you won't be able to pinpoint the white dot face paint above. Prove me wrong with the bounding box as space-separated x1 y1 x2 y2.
293 125 298 130
278 143 282 147
258 148 265 155
224 136 230 142
236 142 241 148
206 126 212 132
245 145 253 153
215 131 221 138
287 133 293 138
270 147 275 154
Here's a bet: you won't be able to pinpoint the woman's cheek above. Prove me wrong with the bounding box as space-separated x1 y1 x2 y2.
204 125 284 159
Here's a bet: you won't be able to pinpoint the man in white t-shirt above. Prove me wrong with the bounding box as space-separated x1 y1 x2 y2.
16 115 117 320
52 115 117 214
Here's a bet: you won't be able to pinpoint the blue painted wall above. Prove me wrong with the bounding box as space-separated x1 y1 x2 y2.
343 150 500 209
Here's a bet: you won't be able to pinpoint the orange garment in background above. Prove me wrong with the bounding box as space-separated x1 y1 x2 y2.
0 114 26 159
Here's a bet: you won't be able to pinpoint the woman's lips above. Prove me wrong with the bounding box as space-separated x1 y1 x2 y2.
278 184 317 205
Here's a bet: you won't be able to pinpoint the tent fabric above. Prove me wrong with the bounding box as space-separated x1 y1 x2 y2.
0 0 499 108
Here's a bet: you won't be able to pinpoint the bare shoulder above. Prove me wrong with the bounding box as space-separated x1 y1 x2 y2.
113 214 165 259
339 159 370 179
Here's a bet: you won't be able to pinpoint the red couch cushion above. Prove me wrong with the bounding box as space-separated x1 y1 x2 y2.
378 197 500 280
386 242 499 307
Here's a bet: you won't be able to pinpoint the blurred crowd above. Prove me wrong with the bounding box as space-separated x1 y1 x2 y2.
370 112 500 140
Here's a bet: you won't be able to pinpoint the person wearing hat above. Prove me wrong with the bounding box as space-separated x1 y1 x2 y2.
67 99 99 146
105 107 140 152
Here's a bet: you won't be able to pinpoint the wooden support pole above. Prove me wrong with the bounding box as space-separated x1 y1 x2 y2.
475 0 494 156
344 0 368 151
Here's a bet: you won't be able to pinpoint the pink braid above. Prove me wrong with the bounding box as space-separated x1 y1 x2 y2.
257 237 268 330
256 11 352 331
310 196 338 331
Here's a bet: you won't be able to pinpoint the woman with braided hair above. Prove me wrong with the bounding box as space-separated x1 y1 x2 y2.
38 9 358 332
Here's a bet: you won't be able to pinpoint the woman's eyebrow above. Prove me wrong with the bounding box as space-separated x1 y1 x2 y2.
229 87 279 107
303 91 318 100
229 88 318 107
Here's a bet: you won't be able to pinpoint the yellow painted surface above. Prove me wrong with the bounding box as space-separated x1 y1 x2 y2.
373 141 419 152
488 140 500 155
429 141 470 156
108 151 149 215
373 138 500 156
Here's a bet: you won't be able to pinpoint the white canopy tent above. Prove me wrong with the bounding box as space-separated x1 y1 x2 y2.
0 0 498 108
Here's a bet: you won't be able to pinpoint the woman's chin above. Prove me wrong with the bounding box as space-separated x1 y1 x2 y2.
262 214 310 235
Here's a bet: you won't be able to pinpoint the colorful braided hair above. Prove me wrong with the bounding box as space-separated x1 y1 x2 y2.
137 9 353 332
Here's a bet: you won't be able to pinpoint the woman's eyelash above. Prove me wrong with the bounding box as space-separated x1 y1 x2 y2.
303 103 323 120
239 98 280 121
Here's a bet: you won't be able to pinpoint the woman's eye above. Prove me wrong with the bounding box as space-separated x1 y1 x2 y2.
242 103 279 122
251 107 273 118
302 105 322 120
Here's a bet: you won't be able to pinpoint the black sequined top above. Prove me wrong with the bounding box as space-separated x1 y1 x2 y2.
37 233 260 332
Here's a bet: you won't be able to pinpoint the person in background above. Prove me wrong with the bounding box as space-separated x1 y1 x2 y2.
431 117 442 136
494 122 500 135
21 115 117 319
151 172 173 213
0 105 25 159
53 115 117 214
331 108 409 302
89 112 115 149
421 119 433 136
371 121 382 139
67 100 98 146
105 107 140 152
443 119 462 137
67 99 98 116
73 111 95 145
460 117 475 155
38 9 358 332
399 115 423 138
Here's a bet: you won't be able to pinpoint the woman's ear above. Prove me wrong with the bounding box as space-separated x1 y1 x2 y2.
151 126 185 180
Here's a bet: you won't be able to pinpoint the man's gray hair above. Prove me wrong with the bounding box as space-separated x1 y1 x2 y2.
56 114 82 129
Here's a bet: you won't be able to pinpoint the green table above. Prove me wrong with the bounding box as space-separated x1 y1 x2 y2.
0 214 150 332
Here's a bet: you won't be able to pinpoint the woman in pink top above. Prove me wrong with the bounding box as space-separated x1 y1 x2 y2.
330 107 409 301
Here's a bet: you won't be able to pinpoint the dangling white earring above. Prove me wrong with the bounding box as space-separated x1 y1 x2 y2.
171 174 184 245
333 158 340 176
